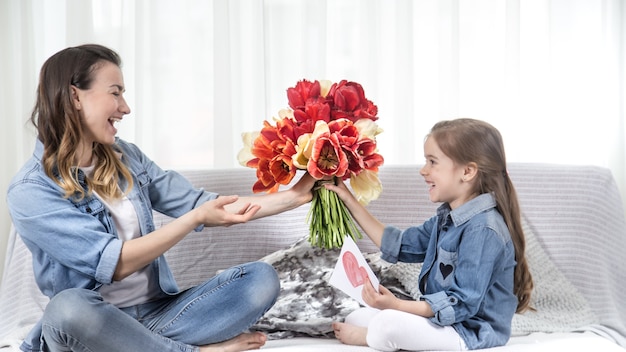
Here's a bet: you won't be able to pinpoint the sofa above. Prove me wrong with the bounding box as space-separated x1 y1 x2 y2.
1 163 625 351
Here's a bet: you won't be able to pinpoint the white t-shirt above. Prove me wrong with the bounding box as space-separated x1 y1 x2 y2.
81 164 160 307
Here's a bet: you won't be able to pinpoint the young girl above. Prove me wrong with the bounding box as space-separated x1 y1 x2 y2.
7 44 316 352
330 118 533 351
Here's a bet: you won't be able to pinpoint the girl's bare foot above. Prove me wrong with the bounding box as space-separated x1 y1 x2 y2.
198 332 267 352
332 322 368 346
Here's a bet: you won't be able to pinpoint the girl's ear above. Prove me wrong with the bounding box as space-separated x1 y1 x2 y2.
463 162 479 182
71 85 82 110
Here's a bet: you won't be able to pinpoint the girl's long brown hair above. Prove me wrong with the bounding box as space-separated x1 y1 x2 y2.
31 44 133 200
429 118 533 313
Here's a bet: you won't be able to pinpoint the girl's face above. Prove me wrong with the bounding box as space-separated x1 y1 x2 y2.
73 61 130 160
420 136 473 209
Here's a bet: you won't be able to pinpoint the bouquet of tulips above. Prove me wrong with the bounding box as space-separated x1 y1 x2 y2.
238 79 384 249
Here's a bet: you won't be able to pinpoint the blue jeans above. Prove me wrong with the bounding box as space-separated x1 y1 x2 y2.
40 261 279 352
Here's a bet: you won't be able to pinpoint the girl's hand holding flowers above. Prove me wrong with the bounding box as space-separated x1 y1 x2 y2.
238 79 384 249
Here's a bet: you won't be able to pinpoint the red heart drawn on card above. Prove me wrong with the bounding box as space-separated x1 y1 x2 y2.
342 251 368 287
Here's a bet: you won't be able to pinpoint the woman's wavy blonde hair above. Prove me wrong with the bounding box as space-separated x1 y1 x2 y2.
428 118 533 313
31 44 133 200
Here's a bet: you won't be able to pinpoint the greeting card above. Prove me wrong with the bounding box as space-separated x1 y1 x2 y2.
329 235 380 307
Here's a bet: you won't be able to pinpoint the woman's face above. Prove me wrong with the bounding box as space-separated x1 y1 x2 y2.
73 61 130 150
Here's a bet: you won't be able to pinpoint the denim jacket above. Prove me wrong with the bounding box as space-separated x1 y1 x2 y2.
380 193 518 350
7 138 218 352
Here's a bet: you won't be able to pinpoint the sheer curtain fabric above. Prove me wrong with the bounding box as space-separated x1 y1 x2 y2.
1 0 625 273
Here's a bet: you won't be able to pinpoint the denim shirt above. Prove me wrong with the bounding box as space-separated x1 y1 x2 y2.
380 193 517 350
6 138 218 352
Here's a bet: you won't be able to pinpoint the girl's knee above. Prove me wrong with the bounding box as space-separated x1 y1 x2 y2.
345 307 379 327
366 310 409 351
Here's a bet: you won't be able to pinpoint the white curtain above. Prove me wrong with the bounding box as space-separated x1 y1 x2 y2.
1 0 625 272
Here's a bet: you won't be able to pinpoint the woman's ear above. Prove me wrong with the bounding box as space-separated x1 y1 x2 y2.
71 85 82 110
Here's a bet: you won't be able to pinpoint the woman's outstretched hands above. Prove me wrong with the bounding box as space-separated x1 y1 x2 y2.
198 195 261 227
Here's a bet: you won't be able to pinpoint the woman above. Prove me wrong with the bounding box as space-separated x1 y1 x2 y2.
7 44 316 352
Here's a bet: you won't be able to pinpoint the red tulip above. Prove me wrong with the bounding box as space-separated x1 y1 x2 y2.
307 132 349 179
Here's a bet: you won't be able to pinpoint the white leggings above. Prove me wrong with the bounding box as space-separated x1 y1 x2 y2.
345 307 468 351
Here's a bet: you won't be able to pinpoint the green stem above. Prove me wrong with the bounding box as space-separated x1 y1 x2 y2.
306 183 362 249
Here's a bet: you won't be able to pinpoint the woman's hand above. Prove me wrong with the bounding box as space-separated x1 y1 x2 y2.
288 171 317 204
115 195 260 281
197 195 261 227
